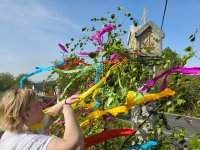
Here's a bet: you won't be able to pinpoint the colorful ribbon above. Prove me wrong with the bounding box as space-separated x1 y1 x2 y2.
58 43 68 53
56 59 89 70
90 25 115 44
139 67 200 93
80 88 175 127
93 64 103 107
19 61 65 88
29 114 46 131
81 120 96 129
56 63 102 101
84 128 136 149
78 48 103 56
122 140 157 150
41 96 57 109
78 60 125 100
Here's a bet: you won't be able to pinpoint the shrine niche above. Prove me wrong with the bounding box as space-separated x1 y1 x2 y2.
127 20 165 57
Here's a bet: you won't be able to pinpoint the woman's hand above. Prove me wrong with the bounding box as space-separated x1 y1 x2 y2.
64 95 80 104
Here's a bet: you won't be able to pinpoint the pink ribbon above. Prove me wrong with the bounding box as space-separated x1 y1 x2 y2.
41 97 57 109
90 25 115 44
56 121 65 126
78 48 103 56
78 52 89 55
110 53 119 60
110 52 137 61
58 43 69 53
139 67 200 93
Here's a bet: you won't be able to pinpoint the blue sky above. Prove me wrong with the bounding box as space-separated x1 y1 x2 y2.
0 0 200 82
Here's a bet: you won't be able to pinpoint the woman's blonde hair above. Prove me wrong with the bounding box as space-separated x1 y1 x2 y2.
0 89 36 133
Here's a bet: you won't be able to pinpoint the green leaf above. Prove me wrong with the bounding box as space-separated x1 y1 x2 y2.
189 34 194 39
166 101 172 106
167 106 175 113
117 6 123 10
88 52 97 58
117 24 122 27
180 127 186 136
197 101 200 107
133 21 138 27
164 64 168 69
110 14 115 19
105 98 113 109
184 46 192 53
102 51 107 57
175 115 181 120
177 99 186 105
123 30 127 34
124 13 131 17
179 139 186 144
91 26 95 31
82 27 86 32
79 42 83 48
190 36 195 42
100 17 104 21
190 139 200 149
166 60 171 63
134 92 144 102
157 127 162 135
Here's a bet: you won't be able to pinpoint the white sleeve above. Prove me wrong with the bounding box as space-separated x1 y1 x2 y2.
26 133 53 150
0 131 53 150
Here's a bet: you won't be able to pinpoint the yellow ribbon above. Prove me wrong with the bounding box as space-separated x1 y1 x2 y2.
31 60 174 130
29 113 46 131
71 60 127 108
80 88 175 127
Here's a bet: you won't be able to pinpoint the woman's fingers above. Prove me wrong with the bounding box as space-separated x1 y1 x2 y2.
66 95 80 104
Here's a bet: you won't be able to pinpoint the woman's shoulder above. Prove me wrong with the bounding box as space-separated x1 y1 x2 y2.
0 131 52 150
1 130 34 141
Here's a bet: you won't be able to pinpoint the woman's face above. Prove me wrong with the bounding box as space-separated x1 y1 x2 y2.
22 97 44 125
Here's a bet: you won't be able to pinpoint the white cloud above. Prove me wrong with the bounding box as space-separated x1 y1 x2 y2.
0 0 81 32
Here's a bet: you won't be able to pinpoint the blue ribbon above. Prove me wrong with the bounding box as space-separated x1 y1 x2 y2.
19 61 65 88
94 64 102 83
93 64 102 107
122 141 157 150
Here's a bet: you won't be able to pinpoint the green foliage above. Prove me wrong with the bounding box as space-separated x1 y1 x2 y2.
0 72 15 92
189 139 200 149
169 75 200 117
14 73 31 88
161 47 182 68
43 80 56 94
47 7 200 149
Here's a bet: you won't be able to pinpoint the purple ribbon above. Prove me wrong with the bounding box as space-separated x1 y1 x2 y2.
78 48 103 56
56 120 65 126
41 96 57 109
110 53 119 60
110 52 137 61
93 48 103 53
58 43 69 53
90 25 115 44
78 52 89 55
139 67 200 93
131 52 137 57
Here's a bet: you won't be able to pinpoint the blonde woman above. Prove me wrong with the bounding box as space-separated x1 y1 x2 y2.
0 89 84 150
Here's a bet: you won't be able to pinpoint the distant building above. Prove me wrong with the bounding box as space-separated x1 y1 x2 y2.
30 82 45 96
